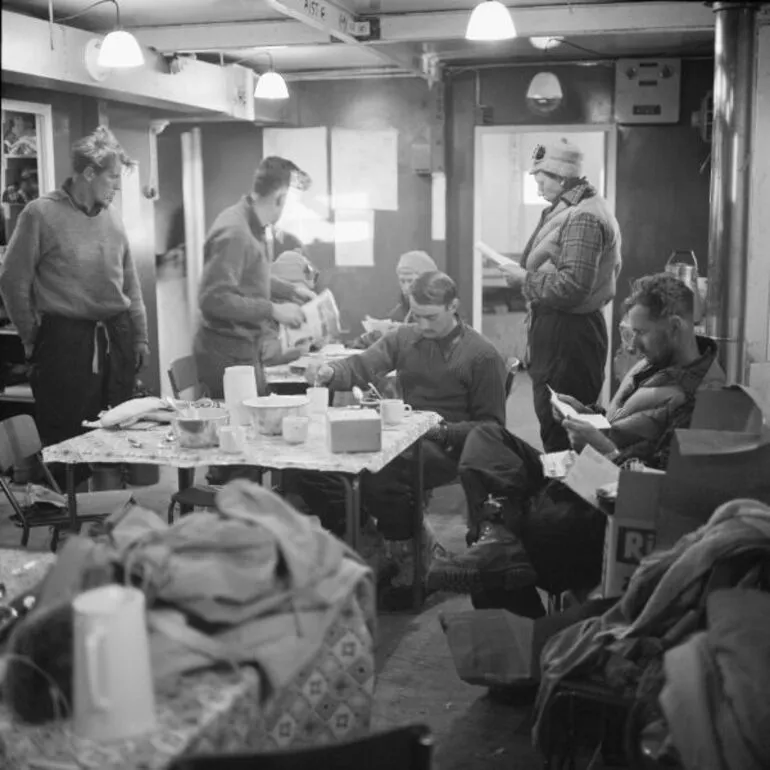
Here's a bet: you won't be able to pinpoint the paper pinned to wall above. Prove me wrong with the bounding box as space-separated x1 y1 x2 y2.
263 127 329 240
431 171 446 241
331 128 398 212
333 209 374 266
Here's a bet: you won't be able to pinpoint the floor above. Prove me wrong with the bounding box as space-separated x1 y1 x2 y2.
0 374 548 769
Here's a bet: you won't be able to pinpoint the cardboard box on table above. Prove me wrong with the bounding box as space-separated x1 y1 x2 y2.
657 385 770 549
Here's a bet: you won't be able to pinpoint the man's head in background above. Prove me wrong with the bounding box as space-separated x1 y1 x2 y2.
71 126 134 209
272 250 318 292
19 168 38 201
624 273 696 368
409 271 460 340
396 250 438 299
252 156 310 227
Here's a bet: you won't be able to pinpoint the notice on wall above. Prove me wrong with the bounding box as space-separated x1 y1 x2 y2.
263 126 329 219
431 171 446 241
333 209 374 266
331 128 398 212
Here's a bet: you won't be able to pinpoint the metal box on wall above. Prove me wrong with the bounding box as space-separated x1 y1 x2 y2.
615 58 682 124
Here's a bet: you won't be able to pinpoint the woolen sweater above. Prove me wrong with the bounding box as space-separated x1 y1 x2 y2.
328 321 508 446
0 183 148 347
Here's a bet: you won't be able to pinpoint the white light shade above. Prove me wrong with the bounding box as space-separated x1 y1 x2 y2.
466 1 516 42
527 72 563 101
529 36 564 51
97 30 144 69
254 70 289 100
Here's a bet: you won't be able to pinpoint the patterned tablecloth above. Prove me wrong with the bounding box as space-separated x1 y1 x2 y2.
43 409 440 475
0 549 376 769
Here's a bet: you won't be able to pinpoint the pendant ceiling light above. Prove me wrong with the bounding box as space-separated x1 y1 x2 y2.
466 1 517 42
98 28 144 68
254 70 289 100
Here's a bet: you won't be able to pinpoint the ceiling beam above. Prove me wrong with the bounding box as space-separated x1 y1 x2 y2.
379 2 715 42
129 2 714 56
265 0 427 79
132 20 328 53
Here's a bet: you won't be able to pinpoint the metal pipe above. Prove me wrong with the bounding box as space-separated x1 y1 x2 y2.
705 1 758 384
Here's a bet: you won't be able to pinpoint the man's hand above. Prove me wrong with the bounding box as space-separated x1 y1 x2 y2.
23 342 35 361
134 342 150 372
551 392 591 424
294 285 317 303
502 262 527 288
563 416 616 456
272 302 305 328
305 361 334 386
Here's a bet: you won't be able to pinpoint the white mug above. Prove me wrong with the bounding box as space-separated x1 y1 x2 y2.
282 415 309 444
380 399 413 426
73 585 157 743
307 386 329 415
219 424 246 453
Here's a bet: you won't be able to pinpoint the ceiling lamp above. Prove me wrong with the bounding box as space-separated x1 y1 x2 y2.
254 70 289 100
526 71 564 115
466 1 517 42
529 36 564 51
98 29 144 68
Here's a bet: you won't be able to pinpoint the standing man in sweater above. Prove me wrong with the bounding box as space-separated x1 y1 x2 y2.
298 271 508 603
501 139 622 451
194 156 313 398
0 126 148 454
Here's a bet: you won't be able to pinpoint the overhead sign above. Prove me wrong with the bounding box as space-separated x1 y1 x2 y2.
267 0 370 40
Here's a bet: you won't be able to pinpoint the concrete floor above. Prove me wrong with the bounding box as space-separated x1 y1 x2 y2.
0 374 548 769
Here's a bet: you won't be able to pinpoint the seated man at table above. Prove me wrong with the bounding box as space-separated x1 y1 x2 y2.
428 273 725 617
296 271 508 602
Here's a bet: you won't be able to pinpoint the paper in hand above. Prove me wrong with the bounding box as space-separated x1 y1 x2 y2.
548 386 612 430
475 241 523 274
540 450 575 479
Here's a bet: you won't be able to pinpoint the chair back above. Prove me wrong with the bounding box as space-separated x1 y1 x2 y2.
0 415 42 474
167 724 433 770
168 356 206 401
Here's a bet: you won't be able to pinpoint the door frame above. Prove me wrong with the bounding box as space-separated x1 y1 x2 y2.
472 123 618 407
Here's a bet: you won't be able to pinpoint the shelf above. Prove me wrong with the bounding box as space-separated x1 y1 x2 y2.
0 326 19 336
5 154 37 161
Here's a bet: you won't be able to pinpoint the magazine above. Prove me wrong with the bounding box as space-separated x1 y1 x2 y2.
279 289 342 352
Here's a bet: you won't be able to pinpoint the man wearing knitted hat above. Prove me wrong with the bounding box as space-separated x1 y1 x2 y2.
497 137 622 453
352 249 438 349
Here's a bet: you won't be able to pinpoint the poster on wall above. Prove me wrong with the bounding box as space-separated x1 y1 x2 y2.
331 128 398 212
333 209 374 267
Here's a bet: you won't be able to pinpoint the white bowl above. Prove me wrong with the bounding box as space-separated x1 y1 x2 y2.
243 395 309 436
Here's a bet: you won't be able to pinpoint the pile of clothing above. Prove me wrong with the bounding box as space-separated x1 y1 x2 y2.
533 498 770 769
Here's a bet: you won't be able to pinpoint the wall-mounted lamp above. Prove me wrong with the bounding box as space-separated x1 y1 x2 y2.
526 72 563 115
53 0 144 69
466 1 517 42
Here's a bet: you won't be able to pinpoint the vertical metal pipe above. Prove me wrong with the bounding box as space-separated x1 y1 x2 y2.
706 2 758 383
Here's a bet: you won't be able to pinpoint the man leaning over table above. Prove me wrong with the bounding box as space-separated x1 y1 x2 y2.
428 274 725 618
295 270 508 608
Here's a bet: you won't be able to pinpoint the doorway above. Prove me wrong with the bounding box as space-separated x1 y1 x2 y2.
472 125 617 407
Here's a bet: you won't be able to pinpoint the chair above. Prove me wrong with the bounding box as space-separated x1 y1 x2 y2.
167 724 433 770
166 356 218 523
0 415 133 552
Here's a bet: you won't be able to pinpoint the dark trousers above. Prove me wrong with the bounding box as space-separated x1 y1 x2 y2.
293 440 459 541
29 313 135 485
529 306 608 452
458 423 607 596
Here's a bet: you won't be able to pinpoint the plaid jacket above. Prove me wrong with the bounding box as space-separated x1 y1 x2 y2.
523 181 622 314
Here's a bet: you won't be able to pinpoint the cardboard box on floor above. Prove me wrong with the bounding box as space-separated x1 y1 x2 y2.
657 385 770 549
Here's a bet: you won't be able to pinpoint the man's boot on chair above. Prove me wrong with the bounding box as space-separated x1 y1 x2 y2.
426 495 536 594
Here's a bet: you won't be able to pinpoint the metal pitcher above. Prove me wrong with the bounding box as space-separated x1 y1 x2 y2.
665 250 702 322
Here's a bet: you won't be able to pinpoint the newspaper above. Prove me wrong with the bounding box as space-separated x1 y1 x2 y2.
548 386 611 430
279 289 341 352
475 241 522 274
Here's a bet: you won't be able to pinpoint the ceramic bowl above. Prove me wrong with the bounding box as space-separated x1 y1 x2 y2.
243 395 309 436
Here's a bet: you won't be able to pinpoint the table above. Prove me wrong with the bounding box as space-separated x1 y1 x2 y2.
0 548 376 769
44 409 441 608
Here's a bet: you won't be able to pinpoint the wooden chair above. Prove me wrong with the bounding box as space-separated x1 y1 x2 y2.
167 724 433 770
166 356 218 523
0 415 133 551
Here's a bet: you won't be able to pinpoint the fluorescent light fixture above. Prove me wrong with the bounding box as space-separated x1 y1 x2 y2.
529 36 564 51
254 70 289 100
97 29 144 68
466 1 517 42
